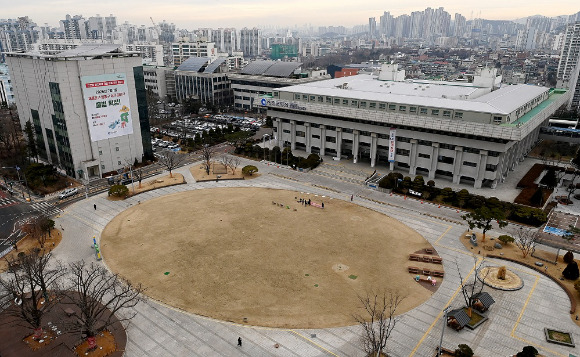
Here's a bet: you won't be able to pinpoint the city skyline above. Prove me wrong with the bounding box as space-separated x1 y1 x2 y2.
4 0 580 29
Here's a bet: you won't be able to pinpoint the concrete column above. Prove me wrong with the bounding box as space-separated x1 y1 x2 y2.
320 125 326 156
336 128 342 159
370 133 378 167
389 162 395 170
475 150 488 189
452 146 463 184
305 123 311 153
275 118 283 147
409 139 418 175
353 130 360 163
290 120 296 150
429 143 439 179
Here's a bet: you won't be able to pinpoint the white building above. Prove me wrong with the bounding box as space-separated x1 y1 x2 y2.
171 41 217 67
123 43 164 66
265 64 570 188
557 22 580 112
6 44 153 179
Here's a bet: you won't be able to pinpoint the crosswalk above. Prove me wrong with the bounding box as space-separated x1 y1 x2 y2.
30 202 63 216
0 197 18 208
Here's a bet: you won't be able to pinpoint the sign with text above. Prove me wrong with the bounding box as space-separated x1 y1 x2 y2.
81 73 133 142
388 128 396 162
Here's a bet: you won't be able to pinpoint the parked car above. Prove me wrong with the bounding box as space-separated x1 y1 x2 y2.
58 187 78 199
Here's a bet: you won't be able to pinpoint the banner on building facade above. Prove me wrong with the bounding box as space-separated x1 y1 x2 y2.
81 73 133 142
388 128 396 162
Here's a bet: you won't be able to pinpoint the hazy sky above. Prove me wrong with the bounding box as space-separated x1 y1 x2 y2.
4 0 580 29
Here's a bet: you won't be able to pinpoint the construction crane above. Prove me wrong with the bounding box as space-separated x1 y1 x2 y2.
150 17 161 44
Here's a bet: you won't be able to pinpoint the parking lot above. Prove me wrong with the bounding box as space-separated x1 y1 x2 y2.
150 113 264 150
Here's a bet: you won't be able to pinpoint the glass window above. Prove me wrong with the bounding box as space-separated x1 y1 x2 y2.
326 96 332 103
318 96 323 102
388 104 396 110
399 106 406 112
310 96 316 101
493 116 503 124
369 102 376 109
334 98 340 104
431 109 440 116
351 100 358 107
443 110 451 118
379 103 386 110
302 94 308 100
454 112 463 119
409 106 417 113
294 94 300 100
360 101 367 108
420 108 428 115
342 99 349 105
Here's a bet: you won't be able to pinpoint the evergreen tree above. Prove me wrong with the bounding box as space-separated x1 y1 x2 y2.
24 120 38 162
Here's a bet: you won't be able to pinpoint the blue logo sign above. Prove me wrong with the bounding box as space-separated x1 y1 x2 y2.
261 98 267 106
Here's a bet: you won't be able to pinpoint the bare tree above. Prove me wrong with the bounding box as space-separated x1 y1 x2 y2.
0 250 64 339
514 227 537 258
157 149 185 178
219 155 231 173
200 144 215 175
64 261 144 342
20 214 55 249
353 290 405 357
133 167 144 189
228 156 241 175
455 256 489 317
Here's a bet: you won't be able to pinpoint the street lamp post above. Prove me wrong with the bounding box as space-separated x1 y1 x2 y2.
2 166 30 200
262 134 269 161
438 306 451 356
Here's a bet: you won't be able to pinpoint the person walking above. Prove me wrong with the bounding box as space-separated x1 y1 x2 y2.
322 202 324 209
350 194 353 201
94 204 97 210
237 337 242 347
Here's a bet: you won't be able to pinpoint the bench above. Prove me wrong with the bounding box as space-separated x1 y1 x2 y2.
409 254 421 261
422 256 432 263
432 270 444 278
408 266 421 274
422 268 431 275
431 256 442 264
425 248 434 254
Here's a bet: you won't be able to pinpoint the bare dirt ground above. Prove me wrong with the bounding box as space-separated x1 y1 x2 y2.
190 163 259 182
0 229 62 273
128 173 185 196
101 187 435 329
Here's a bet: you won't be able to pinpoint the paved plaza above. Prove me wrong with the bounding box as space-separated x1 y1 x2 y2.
49 156 580 357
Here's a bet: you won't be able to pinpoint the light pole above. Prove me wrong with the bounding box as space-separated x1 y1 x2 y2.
262 134 269 161
438 306 451 356
2 166 30 200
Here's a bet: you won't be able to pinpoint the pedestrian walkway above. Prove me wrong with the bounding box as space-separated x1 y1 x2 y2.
30 202 63 216
0 197 18 209
50 158 580 357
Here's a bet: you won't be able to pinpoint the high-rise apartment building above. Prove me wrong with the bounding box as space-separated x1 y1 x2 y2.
0 17 39 62
5 44 152 178
239 28 261 57
557 22 580 112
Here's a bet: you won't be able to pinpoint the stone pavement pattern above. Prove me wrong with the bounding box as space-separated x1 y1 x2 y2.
50 157 580 357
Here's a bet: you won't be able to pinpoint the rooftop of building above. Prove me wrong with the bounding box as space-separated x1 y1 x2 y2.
278 73 550 115
5 44 141 60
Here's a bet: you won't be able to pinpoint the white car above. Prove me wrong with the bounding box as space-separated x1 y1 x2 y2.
58 187 78 199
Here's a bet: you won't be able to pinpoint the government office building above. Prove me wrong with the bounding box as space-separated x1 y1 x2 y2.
266 65 570 188
6 44 152 179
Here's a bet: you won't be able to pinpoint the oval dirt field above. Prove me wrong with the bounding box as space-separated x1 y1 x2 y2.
101 187 437 328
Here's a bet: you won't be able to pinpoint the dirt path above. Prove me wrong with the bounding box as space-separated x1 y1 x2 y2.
101 187 436 328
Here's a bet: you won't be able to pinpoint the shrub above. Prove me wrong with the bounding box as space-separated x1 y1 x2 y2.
455 344 474 357
242 165 258 176
516 345 538 357
564 251 574 264
108 184 129 198
498 235 514 245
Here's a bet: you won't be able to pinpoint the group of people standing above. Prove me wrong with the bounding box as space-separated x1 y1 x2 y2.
297 197 324 209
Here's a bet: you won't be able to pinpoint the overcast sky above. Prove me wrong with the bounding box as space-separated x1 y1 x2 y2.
4 0 580 29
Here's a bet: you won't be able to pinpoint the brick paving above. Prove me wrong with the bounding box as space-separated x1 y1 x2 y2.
49 157 580 357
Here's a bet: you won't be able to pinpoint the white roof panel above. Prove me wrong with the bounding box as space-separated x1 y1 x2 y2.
279 74 550 114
